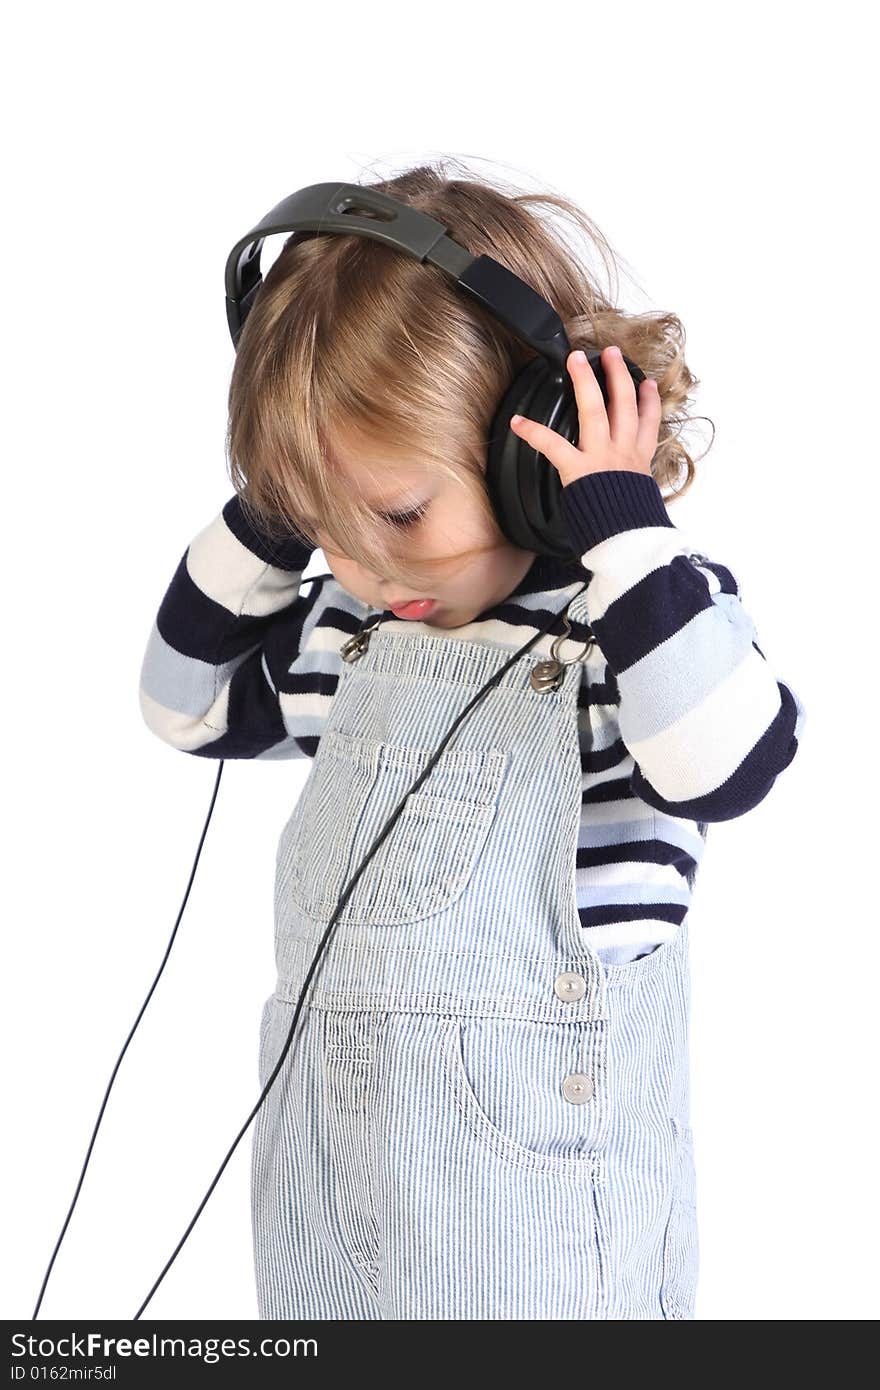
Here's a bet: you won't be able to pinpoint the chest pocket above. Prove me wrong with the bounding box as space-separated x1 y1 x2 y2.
277 730 508 927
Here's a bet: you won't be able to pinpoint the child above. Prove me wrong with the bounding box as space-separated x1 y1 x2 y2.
139 162 805 1320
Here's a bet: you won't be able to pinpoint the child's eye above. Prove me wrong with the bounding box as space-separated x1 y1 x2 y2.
381 503 428 529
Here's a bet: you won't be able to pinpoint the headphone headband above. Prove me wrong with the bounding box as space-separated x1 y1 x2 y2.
224 181 572 372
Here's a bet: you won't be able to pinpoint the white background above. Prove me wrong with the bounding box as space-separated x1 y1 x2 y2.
3 0 876 1323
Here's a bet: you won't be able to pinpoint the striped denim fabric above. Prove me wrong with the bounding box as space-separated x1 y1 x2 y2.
251 624 698 1320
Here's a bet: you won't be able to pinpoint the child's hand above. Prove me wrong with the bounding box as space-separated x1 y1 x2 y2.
509 345 662 488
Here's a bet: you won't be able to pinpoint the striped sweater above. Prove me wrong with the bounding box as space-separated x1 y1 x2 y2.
139 468 805 964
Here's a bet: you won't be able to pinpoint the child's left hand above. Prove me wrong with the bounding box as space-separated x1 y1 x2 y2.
509 345 662 488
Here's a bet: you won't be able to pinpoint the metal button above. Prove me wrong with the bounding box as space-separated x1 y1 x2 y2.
554 971 587 1003
562 1073 595 1104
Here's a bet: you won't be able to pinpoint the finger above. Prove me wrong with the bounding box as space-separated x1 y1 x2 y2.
602 345 639 440
509 413 584 482
636 377 663 458
567 349 610 451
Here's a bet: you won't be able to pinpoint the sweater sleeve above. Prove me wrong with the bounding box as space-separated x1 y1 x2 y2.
561 469 806 821
138 494 368 760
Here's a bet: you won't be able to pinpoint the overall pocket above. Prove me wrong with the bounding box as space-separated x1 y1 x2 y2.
441 1015 607 1175
333 739 508 926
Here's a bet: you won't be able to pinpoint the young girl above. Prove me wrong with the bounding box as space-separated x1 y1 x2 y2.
139 162 805 1320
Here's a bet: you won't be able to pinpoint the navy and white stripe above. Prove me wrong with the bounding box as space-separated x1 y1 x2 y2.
139 469 805 963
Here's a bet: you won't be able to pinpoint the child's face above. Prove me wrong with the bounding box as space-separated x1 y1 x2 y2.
311 430 538 629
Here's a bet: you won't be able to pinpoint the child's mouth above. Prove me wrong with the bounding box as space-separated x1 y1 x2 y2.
388 598 437 619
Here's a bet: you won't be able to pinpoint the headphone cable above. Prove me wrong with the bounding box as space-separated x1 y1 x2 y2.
30 760 225 1319
31 580 586 1320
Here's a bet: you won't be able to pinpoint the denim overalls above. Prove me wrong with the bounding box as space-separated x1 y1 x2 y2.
251 601 699 1320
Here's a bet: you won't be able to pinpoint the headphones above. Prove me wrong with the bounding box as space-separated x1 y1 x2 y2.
226 181 645 559
32 181 647 1320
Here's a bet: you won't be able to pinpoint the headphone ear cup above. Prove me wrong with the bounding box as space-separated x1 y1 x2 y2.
487 355 576 558
486 350 647 558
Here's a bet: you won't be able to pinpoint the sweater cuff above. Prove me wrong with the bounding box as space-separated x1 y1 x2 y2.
560 469 674 554
222 494 315 571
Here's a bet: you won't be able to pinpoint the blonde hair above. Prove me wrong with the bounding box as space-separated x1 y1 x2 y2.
226 158 713 592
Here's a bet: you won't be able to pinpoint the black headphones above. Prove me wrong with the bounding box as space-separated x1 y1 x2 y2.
33 181 646 1321
225 180 645 560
